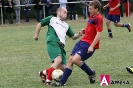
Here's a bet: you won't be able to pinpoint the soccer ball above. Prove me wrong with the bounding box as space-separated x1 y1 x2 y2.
52 69 63 81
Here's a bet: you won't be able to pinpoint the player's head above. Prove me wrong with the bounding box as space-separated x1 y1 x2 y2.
88 0 101 16
56 7 67 21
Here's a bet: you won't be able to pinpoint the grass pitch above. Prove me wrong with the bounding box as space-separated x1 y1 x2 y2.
0 16 133 88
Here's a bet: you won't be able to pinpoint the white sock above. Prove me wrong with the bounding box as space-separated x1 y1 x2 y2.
43 70 46 75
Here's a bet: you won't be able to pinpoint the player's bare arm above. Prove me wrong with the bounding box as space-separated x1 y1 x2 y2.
71 28 84 40
103 3 110 9
34 23 42 40
88 32 102 53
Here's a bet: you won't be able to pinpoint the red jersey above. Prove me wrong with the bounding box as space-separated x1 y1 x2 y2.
109 0 120 15
81 14 103 49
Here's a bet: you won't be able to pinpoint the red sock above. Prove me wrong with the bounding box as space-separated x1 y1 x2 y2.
46 68 49 75
47 67 55 81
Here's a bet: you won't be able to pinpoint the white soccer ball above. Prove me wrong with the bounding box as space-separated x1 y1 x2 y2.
52 69 63 81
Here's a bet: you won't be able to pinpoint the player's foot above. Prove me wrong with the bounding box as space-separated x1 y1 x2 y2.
108 36 113 38
126 67 133 74
89 70 96 84
51 81 64 87
45 82 51 86
126 23 131 32
45 79 52 86
38 70 46 83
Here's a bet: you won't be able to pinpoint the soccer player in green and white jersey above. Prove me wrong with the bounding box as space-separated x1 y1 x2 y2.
34 7 82 86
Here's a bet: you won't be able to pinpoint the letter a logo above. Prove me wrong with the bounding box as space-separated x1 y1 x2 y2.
100 74 110 86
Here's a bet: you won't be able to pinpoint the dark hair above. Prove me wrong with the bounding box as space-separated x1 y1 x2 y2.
89 0 101 11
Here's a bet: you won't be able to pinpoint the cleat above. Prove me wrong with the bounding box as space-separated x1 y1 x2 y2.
89 70 96 84
38 71 46 83
127 23 131 32
51 82 64 87
126 67 133 74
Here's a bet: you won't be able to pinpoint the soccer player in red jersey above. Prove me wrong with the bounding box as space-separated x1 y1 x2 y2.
51 0 103 86
103 0 131 38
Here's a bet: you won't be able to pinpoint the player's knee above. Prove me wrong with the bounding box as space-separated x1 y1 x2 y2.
54 57 62 64
67 58 74 67
68 57 73 64
114 23 118 27
71 58 79 65
106 21 110 25
72 59 82 66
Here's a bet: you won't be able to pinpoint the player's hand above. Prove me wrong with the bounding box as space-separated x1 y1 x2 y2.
110 8 115 11
34 36 39 41
79 28 85 35
103 6 106 9
87 46 94 53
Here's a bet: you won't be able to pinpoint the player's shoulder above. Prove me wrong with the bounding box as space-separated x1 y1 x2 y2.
97 14 103 18
46 15 54 19
93 14 103 20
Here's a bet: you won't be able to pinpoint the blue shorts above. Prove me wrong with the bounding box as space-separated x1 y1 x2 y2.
106 14 120 23
71 41 95 61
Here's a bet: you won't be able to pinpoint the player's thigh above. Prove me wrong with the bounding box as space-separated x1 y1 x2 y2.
60 48 67 65
47 41 61 63
112 15 120 23
71 41 80 55
106 14 113 22
71 54 82 64
75 41 95 61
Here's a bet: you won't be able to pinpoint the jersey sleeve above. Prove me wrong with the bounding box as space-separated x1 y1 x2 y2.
116 0 120 4
95 17 103 32
40 16 53 26
66 26 75 38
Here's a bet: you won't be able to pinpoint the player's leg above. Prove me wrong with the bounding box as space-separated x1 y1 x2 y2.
57 46 67 71
39 56 62 85
52 45 68 80
51 55 74 86
39 42 63 85
71 45 96 84
45 56 62 85
106 14 113 38
113 15 131 32
51 41 81 86
72 41 95 84
46 42 65 85
59 55 74 84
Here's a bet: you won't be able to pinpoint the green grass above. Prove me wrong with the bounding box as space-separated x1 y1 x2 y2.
0 17 133 88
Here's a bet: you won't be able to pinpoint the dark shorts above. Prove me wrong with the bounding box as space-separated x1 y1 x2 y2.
71 41 95 61
106 14 120 23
